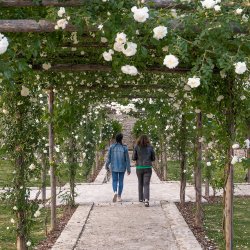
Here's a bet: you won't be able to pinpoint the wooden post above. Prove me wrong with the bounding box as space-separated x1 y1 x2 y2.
180 114 187 206
16 151 27 250
48 88 56 230
195 112 203 227
223 77 236 250
224 149 234 250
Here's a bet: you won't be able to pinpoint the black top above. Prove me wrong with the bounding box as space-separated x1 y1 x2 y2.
132 145 155 166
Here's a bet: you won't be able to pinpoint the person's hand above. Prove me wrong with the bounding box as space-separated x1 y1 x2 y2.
127 171 131 176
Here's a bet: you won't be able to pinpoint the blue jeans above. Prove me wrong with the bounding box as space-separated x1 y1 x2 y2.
112 171 125 196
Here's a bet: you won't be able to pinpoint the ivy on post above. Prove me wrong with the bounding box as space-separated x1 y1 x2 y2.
48 87 57 231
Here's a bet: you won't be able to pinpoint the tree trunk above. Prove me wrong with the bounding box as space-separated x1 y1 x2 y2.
223 77 236 250
163 148 168 180
195 112 203 228
16 151 27 250
180 114 187 206
48 88 56 231
68 136 77 206
41 153 47 204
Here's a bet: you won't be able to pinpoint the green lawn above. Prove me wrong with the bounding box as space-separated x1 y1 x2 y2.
166 160 248 183
0 160 87 188
203 197 250 249
0 202 65 250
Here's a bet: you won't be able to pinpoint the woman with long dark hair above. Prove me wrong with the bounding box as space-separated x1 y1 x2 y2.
132 134 155 207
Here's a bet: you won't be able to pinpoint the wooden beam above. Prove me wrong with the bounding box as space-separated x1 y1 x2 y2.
0 0 249 8
33 63 190 73
0 0 187 8
0 20 76 32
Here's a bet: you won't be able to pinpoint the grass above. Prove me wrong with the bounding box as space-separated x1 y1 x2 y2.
0 202 65 250
0 160 87 188
166 160 248 183
203 197 250 249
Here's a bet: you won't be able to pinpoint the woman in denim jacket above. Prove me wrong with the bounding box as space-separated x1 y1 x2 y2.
132 135 155 207
105 133 131 202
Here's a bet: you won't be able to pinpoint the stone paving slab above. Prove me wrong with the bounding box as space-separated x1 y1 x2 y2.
161 201 202 250
51 204 93 250
75 202 179 250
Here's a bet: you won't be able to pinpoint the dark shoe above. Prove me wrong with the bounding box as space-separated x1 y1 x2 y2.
144 199 149 207
139 200 143 202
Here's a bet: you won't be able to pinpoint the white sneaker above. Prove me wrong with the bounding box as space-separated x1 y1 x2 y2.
113 192 117 202
117 196 122 202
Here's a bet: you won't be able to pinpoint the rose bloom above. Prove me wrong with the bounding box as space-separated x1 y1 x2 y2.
163 55 179 69
187 77 201 88
122 42 137 57
121 65 138 76
234 62 247 74
153 26 168 40
115 32 127 44
131 6 149 23
0 33 9 55
201 0 216 9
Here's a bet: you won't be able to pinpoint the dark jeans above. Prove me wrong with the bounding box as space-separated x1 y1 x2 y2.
136 168 152 201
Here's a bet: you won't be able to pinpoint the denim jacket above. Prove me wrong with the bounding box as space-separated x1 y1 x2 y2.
105 143 131 173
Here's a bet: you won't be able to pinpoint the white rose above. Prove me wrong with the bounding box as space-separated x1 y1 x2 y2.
231 156 238 165
121 65 138 76
101 37 108 43
195 108 201 113
131 6 149 23
234 62 247 74
42 63 51 70
201 0 216 9
214 5 221 11
34 210 41 218
56 19 68 30
217 95 224 101
103 51 112 61
240 95 246 100
57 7 65 17
235 8 243 15
153 26 168 40
26 241 31 247
21 86 30 97
113 42 124 52
187 77 201 88
163 55 179 69
0 33 9 55
232 143 240 149
28 163 36 170
206 162 211 166
207 113 214 119
115 32 127 44
122 42 137 57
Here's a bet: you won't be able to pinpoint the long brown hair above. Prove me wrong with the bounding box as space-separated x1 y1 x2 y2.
136 134 150 147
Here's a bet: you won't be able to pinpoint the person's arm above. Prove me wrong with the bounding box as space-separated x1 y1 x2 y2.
151 147 156 162
105 147 112 170
132 146 138 161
